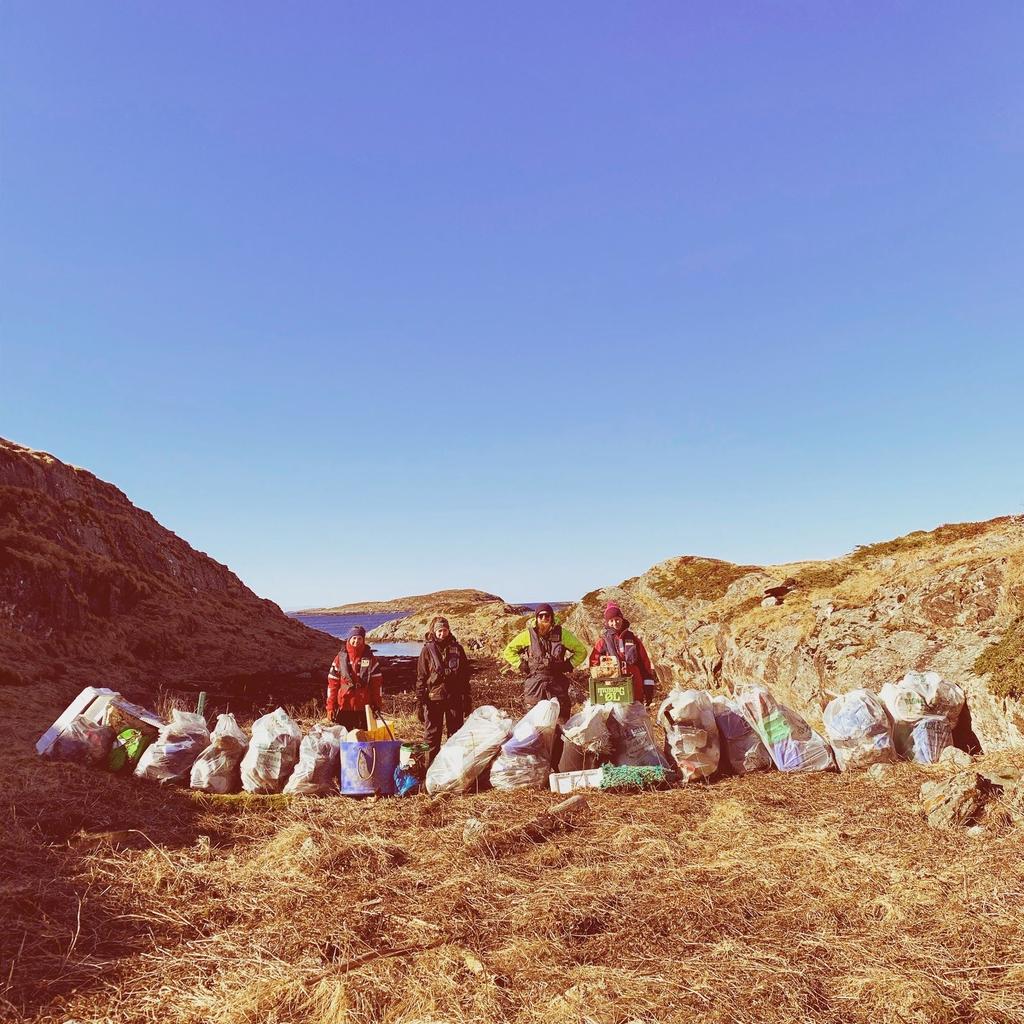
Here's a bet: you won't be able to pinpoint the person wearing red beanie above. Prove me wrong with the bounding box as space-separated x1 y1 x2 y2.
588 602 658 705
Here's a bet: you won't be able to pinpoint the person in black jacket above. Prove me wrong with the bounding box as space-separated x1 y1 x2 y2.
416 616 473 763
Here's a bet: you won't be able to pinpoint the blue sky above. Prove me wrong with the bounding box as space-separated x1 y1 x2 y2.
3 3 1023 608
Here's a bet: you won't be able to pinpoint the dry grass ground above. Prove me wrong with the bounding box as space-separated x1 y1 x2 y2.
3 671 1024 1024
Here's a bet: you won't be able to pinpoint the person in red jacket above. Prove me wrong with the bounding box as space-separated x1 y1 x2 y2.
325 625 385 730
588 602 657 706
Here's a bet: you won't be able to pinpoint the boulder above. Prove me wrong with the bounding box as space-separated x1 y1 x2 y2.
920 773 986 829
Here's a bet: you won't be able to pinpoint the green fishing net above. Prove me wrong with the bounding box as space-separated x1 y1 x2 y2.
599 764 668 790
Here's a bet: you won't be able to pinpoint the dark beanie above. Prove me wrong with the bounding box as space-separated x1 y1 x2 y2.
347 624 367 640
536 603 554 617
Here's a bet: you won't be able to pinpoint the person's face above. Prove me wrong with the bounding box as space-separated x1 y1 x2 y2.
607 615 625 632
536 611 553 635
349 634 365 652
434 622 450 641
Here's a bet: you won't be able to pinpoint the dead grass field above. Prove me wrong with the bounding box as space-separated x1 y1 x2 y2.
3 671 1024 1024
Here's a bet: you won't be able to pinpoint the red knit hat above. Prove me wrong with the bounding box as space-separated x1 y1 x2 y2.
604 602 624 623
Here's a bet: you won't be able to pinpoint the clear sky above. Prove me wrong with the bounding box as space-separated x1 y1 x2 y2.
3 3 1023 609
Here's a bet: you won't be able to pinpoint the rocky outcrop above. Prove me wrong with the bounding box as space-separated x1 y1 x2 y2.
564 520 1024 752
0 438 337 698
368 599 528 656
299 589 504 616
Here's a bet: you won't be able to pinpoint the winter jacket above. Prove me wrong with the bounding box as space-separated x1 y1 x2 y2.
416 635 472 710
326 642 384 717
589 625 656 702
502 617 587 675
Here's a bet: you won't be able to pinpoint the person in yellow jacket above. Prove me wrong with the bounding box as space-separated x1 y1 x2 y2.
501 604 587 723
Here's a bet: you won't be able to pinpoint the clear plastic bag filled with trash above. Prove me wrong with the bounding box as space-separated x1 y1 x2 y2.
823 689 897 771
135 710 211 786
426 705 515 796
490 699 559 790
240 707 302 794
657 689 720 781
711 695 772 775
734 683 834 773
283 723 345 796
191 713 249 793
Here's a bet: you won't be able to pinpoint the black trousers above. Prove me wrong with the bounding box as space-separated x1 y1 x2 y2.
523 675 572 767
424 702 465 763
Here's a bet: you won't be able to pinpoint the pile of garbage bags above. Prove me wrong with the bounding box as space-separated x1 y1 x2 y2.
36 667 973 799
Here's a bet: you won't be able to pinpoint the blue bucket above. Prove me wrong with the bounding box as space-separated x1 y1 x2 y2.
339 740 403 797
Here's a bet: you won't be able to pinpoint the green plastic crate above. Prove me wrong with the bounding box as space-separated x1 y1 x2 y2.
588 675 634 705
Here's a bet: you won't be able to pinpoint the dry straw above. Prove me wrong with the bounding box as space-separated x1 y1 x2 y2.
3 672 1024 1024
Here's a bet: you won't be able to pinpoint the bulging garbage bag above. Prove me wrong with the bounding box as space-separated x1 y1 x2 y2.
43 714 116 767
657 689 720 782
135 710 210 785
823 689 897 771
608 701 672 769
559 703 615 771
879 671 964 727
711 695 772 775
283 724 345 796
894 714 952 764
190 713 249 793
489 699 559 790
734 684 834 773
240 707 302 794
426 705 515 796
490 753 551 790
502 699 560 758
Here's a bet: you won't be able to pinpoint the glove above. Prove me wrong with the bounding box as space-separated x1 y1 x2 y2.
519 658 530 676
416 702 426 725
643 680 656 706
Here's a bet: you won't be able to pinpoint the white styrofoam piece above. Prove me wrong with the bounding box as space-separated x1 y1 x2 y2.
548 768 603 793
36 687 120 756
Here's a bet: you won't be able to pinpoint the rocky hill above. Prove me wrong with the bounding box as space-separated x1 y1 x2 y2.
299 588 504 616
0 438 338 703
563 517 1024 752
366 597 531 654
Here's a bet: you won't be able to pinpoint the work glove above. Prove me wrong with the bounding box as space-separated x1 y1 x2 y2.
643 680 656 706
416 702 427 725
519 658 530 676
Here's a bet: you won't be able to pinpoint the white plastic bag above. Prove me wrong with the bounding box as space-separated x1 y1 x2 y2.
42 714 115 766
711 695 772 775
240 707 302 794
558 703 614 772
879 671 964 727
734 684 834 773
489 699 559 790
657 689 720 782
426 705 514 796
608 701 672 769
823 689 897 771
190 713 249 793
283 724 345 796
894 715 952 764
135 710 210 785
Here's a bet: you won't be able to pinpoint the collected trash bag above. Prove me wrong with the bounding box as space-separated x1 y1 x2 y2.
489 699 559 790
823 689 897 772
283 724 344 796
135 710 210 785
657 689 720 782
425 705 514 796
240 707 302 794
734 684 834 773
608 701 672 769
490 753 551 790
558 704 614 772
894 715 952 764
190 713 249 793
42 714 116 766
879 671 964 728
711 695 772 775
503 699 560 757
